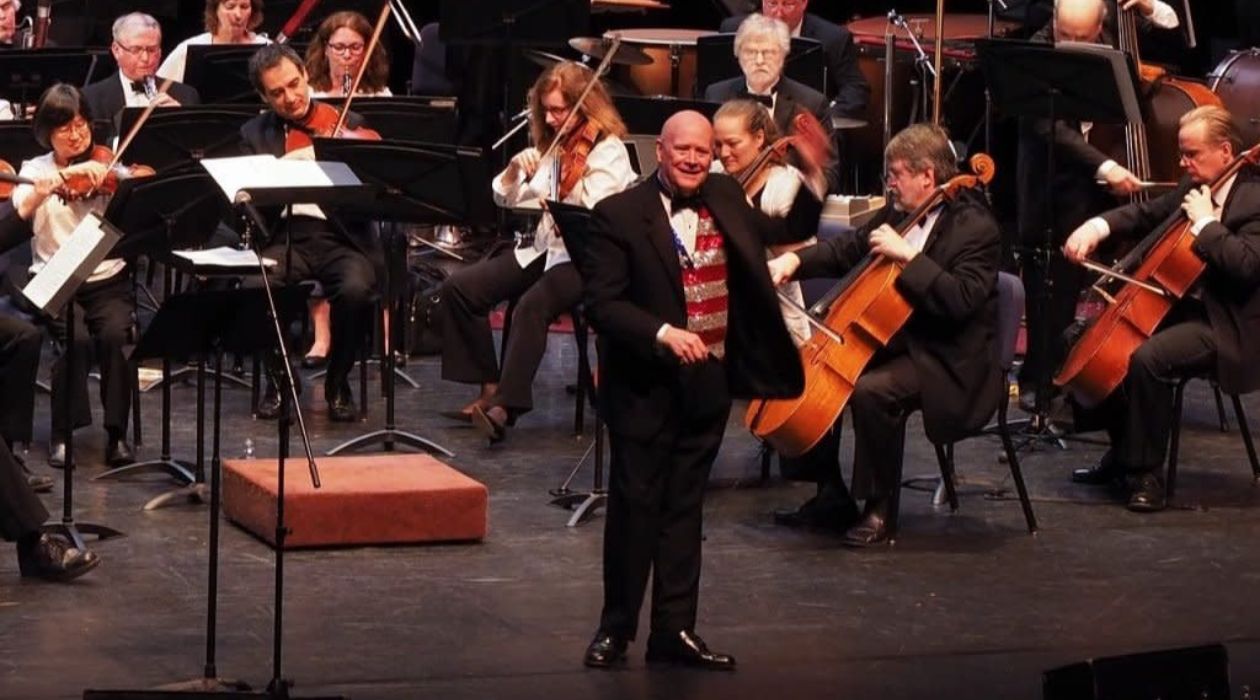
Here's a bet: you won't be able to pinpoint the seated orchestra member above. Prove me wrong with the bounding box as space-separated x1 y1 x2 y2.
240 43 379 423
704 14 841 194
0 0 18 47
300 9 391 370
157 0 270 83
719 0 869 119
767 123 1002 547
712 98 825 345
437 61 636 442
12 84 140 470
580 110 803 671
1015 0 1180 407
81 13 200 146
1063 106 1260 512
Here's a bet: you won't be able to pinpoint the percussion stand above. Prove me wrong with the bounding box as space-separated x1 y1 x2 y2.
890 12 937 126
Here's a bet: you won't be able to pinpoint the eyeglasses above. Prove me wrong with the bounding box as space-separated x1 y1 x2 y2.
327 42 365 55
52 117 90 138
115 43 161 57
739 48 783 60
542 105 570 117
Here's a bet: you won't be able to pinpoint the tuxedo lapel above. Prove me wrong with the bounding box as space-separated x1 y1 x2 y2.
638 181 686 305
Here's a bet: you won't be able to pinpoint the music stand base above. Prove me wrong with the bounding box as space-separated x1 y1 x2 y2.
144 482 210 511
94 459 195 484
549 490 606 527
41 521 125 551
325 428 453 457
145 366 251 393
310 361 419 389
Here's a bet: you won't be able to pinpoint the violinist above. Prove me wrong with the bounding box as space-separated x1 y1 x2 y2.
767 124 1002 546
436 61 635 443
0 0 17 47
1063 106 1260 512
306 11 392 98
10 84 139 469
157 0 270 83
1015 0 1180 409
81 13 200 146
240 43 378 423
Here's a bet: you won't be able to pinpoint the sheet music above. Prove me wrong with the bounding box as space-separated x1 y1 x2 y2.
199 154 362 204
173 246 277 269
22 213 120 316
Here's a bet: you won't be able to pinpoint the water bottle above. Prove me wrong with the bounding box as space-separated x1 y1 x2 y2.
243 438 255 460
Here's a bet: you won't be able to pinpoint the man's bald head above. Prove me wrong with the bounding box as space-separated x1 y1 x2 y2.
657 111 714 195
1055 0 1107 43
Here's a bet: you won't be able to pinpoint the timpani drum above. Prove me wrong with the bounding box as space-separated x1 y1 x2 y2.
604 28 716 98
1209 49 1260 148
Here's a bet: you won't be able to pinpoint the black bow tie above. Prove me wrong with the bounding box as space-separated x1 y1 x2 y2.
745 92 774 108
130 80 148 95
670 195 703 215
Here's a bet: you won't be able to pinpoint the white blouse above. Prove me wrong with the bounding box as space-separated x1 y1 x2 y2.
492 135 636 271
11 153 126 283
157 31 271 83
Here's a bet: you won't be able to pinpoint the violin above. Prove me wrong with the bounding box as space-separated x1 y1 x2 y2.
52 145 154 202
744 153 996 457
736 110 833 196
284 100 382 154
554 118 601 201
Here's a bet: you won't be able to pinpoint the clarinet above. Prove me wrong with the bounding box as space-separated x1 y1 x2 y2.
341 71 352 97
143 75 157 101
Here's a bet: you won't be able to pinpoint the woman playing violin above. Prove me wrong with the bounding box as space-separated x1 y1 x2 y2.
10 84 138 469
157 0 270 83
306 11 392 98
438 61 636 442
765 124 1002 547
713 98 825 345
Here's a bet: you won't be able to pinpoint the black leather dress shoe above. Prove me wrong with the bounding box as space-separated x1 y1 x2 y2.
1072 461 1120 486
48 441 66 469
105 438 135 467
841 508 891 548
583 632 628 669
327 383 357 423
773 491 861 532
1127 473 1167 513
255 385 282 420
646 630 735 670
18 534 100 582
301 354 328 370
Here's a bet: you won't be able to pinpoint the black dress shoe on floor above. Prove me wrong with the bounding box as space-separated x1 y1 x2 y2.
583 632 628 669
18 534 100 582
841 506 891 548
1072 460 1120 486
327 383 358 423
773 493 861 533
48 441 66 469
105 438 135 467
645 630 735 671
255 385 283 420
301 354 328 370
1127 473 1167 513
470 405 507 444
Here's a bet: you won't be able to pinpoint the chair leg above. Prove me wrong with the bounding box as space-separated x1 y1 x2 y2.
932 443 960 512
1167 379 1188 499
1212 382 1230 432
759 443 772 483
997 399 1037 533
1230 394 1260 482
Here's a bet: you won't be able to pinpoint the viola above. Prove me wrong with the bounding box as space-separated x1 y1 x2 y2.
1054 145 1260 406
736 110 833 195
555 118 601 201
744 153 996 457
284 100 382 154
53 145 155 202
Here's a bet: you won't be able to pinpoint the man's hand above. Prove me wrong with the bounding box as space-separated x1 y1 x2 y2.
1063 221 1106 263
503 147 541 185
1102 164 1143 196
1120 0 1155 16
659 325 710 364
767 251 801 285
1182 185 1214 223
869 223 916 263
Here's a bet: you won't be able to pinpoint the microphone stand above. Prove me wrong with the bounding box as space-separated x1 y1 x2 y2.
889 11 937 125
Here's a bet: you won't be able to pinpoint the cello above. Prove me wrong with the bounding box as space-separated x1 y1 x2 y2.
1054 144 1260 406
744 153 996 457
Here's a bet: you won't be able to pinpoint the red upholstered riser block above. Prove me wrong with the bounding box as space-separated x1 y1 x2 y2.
222 454 488 549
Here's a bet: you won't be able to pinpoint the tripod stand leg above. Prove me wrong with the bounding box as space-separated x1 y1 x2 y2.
95 459 195 483
566 492 607 527
143 482 209 511
325 428 453 457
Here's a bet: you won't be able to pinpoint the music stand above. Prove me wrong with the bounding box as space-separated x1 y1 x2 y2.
976 38 1141 448
541 200 605 525
314 138 495 457
93 169 234 494
315 96 458 144
184 45 269 104
118 105 262 171
0 49 97 115
694 34 827 97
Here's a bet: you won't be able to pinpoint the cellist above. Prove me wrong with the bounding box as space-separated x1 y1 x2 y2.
1063 106 1260 512
767 124 1002 547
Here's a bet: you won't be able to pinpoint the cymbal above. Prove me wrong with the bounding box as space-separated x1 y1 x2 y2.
831 115 869 130
524 49 570 69
568 37 653 66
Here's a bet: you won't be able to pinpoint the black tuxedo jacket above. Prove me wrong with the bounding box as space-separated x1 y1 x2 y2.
237 109 380 261
1099 168 1260 394
720 12 869 118
795 191 1002 444
581 174 804 439
81 75 201 146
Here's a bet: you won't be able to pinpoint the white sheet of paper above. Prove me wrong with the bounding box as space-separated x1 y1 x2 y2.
22 213 118 314
173 246 277 269
199 154 362 204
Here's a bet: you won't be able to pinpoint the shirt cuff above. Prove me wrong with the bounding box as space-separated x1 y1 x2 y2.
656 324 670 344
1148 1 1180 29
1086 216 1111 240
1095 160 1119 181
1191 215 1217 237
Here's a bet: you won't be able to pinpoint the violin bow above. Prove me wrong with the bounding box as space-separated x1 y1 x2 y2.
333 0 392 136
81 77 171 198
534 35 623 170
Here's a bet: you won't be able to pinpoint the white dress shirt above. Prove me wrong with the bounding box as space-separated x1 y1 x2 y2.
157 31 271 83
118 70 154 109
1083 174 1236 242
903 205 942 254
